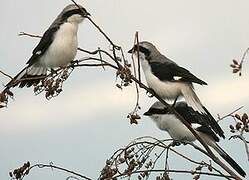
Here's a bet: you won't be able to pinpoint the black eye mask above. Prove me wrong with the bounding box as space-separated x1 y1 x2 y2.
128 45 151 57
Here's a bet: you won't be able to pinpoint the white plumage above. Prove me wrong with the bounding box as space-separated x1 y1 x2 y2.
151 114 196 142
140 54 204 113
42 22 79 68
6 4 89 88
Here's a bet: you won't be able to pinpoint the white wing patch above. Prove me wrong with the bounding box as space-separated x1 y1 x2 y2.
173 76 182 80
36 50 42 55
192 123 202 129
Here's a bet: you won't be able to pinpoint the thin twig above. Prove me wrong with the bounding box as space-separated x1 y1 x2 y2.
113 169 235 179
217 106 244 122
0 70 13 80
240 47 249 68
135 32 141 83
18 32 42 38
28 164 92 180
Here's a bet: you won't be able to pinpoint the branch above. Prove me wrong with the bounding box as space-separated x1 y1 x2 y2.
10 162 92 180
100 136 234 180
217 106 244 122
114 169 235 179
0 70 13 80
30 164 92 180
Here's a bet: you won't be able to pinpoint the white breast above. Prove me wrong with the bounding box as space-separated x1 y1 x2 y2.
41 22 79 67
141 59 187 100
152 114 196 142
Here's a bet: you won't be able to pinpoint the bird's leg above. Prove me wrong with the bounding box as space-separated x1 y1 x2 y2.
181 140 188 145
50 68 57 75
146 88 155 97
171 140 181 147
71 60 79 66
171 96 179 107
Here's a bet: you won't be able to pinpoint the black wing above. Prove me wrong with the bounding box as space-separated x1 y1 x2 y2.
175 102 219 142
26 26 59 66
150 62 207 85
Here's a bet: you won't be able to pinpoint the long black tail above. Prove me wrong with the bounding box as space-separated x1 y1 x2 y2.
202 106 225 139
5 65 47 89
213 142 246 177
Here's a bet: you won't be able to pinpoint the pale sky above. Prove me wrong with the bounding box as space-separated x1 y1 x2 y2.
0 0 249 179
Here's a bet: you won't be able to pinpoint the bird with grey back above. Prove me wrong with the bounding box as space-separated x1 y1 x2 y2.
144 101 246 177
5 4 90 88
128 41 224 139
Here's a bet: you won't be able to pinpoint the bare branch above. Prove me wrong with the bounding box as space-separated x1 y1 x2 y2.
0 70 13 80
217 106 244 122
18 32 42 38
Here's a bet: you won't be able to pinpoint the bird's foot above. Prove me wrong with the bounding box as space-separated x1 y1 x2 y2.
146 88 155 98
50 68 57 75
171 140 181 147
171 96 179 108
181 140 188 145
71 60 79 65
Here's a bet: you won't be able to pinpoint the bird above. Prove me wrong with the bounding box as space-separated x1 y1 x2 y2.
144 101 246 177
128 41 224 138
5 4 90 88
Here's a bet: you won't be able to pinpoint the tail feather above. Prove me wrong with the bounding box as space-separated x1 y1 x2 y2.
5 66 47 89
182 86 224 138
212 142 246 177
202 106 225 139
182 85 206 113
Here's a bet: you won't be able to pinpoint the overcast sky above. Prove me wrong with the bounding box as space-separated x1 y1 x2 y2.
0 0 249 179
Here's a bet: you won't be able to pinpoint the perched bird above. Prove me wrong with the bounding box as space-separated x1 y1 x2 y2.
6 4 90 88
128 41 224 138
144 101 246 177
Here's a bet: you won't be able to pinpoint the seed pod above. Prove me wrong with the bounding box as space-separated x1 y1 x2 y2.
106 160 112 165
118 157 125 164
236 122 242 130
208 165 213 172
233 68 239 73
242 113 248 121
230 129 236 133
116 84 122 89
235 114 241 120
230 64 236 68
195 166 202 171
229 125 235 130
6 89 14 97
233 59 239 65
193 174 200 180
0 105 6 108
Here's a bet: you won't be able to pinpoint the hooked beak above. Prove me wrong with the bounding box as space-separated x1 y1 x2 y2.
143 111 152 116
128 47 134 53
86 11 91 16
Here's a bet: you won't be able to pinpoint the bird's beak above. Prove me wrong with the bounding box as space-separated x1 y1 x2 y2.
86 11 91 16
143 111 152 116
128 47 134 53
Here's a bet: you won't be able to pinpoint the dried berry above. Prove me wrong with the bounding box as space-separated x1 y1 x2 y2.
233 59 239 65
208 165 213 172
193 174 200 180
233 68 239 73
235 122 242 130
229 125 235 130
235 114 241 120
242 113 248 121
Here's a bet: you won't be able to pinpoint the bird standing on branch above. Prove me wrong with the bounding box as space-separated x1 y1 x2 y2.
144 101 246 177
6 4 90 88
128 41 224 138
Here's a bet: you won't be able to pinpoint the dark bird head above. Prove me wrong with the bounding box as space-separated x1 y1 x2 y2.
128 41 159 60
60 4 90 24
144 101 171 116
